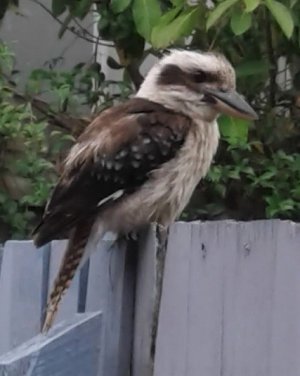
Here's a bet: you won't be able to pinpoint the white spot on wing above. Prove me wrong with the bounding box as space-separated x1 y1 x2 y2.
97 189 124 207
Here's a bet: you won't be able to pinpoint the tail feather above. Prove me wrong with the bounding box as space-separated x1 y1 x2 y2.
33 214 79 248
42 218 94 333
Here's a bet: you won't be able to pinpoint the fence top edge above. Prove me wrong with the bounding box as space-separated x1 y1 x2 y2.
0 311 102 364
3 240 35 247
3 220 300 246
173 219 299 227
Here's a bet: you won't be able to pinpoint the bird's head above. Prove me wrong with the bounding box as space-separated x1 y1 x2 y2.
138 50 257 122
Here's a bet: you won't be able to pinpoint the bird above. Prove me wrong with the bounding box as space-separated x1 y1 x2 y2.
32 50 257 332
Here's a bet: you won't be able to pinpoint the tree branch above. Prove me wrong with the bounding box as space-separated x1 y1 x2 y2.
265 8 277 108
28 0 113 47
126 63 144 90
12 89 90 137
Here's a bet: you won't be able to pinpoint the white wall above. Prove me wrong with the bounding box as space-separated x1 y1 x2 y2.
0 0 93 83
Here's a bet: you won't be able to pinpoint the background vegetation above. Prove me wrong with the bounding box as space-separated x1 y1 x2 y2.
1 0 300 240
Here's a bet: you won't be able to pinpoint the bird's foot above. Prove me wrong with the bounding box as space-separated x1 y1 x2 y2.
125 231 139 241
116 231 139 249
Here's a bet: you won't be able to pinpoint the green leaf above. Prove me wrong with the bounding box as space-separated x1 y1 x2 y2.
236 60 269 77
230 10 251 35
70 0 92 18
151 6 183 45
156 6 183 27
151 6 200 49
290 0 298 8
206 0 239 30
265 0 294 38
111 0 131 14
171 0 185 5
243 0 260 12
260 170 276 181
243 167 255 175
107 56 123 69
218 116 250 145
132 0 161 41
52 0 67 16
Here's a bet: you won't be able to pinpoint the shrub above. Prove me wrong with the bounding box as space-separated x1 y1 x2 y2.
1 0 300 237
0 43 56 239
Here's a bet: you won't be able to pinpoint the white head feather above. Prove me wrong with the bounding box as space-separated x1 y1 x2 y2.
137 49 236 121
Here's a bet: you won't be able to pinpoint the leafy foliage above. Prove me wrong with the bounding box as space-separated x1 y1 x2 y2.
1 0 300 239
0 44 55 239
45 0 300 221
26 61 133 114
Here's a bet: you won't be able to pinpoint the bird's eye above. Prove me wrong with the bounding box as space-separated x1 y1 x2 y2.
193 70 207 83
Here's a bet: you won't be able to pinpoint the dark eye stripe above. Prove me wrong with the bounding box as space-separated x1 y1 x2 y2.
157 63 220 88
157 64 187 86
190 70 218 83
192 71 207 83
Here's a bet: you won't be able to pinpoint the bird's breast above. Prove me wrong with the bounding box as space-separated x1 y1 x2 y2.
149 118 220 223
101 119 219 234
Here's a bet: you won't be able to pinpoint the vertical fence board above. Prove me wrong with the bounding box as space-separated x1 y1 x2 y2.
154 222 228 376
153 222 192 376
185 221 236 376
0 311 102 376
78 260 90 313
0 244 3 277
133 226 157 376
47 240 80 326
222 221 279 376
154 221 300 376
86 237 136 376
0 241 44 355
269 221 300 375
2 221 300 376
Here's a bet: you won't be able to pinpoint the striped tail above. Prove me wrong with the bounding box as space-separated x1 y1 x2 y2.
42 219 94 333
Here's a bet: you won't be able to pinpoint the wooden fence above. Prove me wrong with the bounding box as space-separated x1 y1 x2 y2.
0 220 300 376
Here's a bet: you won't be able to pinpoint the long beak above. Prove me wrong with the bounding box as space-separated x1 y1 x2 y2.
204 88 258 120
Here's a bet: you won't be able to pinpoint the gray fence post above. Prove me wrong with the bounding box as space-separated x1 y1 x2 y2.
85 235 137 376
0 244 3 276
133 226 158 376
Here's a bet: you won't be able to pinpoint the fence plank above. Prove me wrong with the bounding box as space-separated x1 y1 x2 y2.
2 221 300 376
154 222 229 376
86 235 137 376
0 241 45 356
0 244 3 277
154 221 300 376
47 240 80 326
0 311 102 376
221 221 279 375
186 221 237 376
78 260 90 313
133 226 157 376
269 221 300 375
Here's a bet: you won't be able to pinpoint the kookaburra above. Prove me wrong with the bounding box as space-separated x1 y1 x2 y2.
33 50 257 332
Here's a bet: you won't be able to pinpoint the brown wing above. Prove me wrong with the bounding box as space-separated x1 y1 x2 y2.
33 98 191 247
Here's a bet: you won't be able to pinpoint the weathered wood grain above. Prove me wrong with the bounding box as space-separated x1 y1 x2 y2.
0 244 3 277
0 241 45 356
1 221 300 376
85 235 137 376
0 311 102 376
133 226 157 376
154 220 300 376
